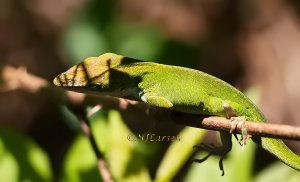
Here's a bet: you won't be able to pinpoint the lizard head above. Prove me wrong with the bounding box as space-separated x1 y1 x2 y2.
53 53 126 93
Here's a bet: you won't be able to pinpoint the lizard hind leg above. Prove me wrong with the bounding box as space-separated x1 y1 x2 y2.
193 132 232 176
192 143 216 166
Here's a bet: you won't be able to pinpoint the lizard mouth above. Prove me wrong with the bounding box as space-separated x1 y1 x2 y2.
53 66 89 87
53 73 85 87
53 73 74 87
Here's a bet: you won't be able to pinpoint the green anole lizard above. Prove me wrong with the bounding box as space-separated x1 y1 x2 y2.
53 53 300 174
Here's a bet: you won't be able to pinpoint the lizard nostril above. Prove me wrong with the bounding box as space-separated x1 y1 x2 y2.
53 76 62 86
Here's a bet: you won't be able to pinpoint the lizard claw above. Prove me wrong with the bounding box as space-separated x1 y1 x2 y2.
223 103 251 149
240 121 252 149
229 116 246 133
230 117 251 148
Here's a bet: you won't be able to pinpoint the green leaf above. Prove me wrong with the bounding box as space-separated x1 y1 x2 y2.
62 133 102 182
62 110 151 182
63 20 108 64
0 138 18 182
105 111 151 182
0 127 52 182
61 114 107 182
155 127 207 181
254 162 300 182
107 20 166 60
184 136 256 182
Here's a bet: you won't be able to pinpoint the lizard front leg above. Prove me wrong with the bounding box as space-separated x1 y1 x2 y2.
143 94 173 109
142 94 174 122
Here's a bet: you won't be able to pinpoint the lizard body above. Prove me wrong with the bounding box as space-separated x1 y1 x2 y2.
53 53 300 172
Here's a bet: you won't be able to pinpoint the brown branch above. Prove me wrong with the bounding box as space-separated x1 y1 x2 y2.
172 113 300 141
3 66 300 142
1 66 48 92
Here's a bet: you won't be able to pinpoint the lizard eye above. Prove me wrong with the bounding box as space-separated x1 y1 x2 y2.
88 84 101 91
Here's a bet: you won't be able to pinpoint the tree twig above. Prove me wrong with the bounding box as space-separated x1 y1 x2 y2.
1 66 115 181
172 113 300 141
69 106 114 182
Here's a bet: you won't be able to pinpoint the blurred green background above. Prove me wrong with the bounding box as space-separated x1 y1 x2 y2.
1 0 300 181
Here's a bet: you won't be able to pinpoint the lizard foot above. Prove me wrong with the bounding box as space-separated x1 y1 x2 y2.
230 117 252 149
223 103 252 149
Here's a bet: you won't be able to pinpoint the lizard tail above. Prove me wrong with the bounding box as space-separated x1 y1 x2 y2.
255 137 300 171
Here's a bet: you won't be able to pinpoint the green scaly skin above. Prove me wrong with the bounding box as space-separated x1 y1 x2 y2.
53 53 300 171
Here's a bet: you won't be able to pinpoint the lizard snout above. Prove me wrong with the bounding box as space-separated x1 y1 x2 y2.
53 73 68 87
